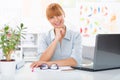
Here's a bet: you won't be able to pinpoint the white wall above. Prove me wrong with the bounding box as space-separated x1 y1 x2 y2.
0 0 22 29
0 0 120 46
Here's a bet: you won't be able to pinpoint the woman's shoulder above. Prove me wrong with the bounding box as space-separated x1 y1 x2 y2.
67 28 81 37
66 28 82 42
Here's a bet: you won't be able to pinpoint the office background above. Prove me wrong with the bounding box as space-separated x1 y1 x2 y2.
0 0 120 46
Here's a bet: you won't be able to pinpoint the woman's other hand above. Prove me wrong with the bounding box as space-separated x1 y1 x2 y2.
30 61 47 69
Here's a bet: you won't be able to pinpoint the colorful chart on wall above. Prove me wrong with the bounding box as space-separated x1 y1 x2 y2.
79 3 120 37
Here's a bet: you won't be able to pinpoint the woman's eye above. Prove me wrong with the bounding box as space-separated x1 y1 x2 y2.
50 16 54 19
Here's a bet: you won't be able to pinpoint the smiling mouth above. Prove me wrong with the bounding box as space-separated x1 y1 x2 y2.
55 21 61 27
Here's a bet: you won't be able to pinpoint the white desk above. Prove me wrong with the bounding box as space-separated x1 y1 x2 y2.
1 63 120 80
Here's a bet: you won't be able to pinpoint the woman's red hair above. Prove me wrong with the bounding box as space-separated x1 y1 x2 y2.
46 3 65 19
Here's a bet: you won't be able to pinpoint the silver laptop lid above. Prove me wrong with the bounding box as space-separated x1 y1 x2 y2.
93 34 120 70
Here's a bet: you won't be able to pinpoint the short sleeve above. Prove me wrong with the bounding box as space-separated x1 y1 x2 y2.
70 33 82 66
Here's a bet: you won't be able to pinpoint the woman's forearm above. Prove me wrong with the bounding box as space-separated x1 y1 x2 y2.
40 39 59 61
47 57 77 67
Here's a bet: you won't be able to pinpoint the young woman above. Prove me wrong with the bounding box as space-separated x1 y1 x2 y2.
31 3 82 69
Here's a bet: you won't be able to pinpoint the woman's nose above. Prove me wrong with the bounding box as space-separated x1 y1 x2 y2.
54 16 59 21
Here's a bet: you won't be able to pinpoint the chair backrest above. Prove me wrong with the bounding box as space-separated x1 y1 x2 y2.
82 45 95 61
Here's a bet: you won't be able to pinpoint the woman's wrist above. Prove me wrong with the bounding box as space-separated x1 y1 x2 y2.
54 38 60 43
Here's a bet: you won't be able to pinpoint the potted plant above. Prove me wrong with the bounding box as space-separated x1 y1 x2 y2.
0 23 26 76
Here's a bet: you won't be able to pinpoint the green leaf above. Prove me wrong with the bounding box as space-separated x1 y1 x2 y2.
4 26 9 31
17 26 21 31
23 27 27 29
20 23 24 28
21 35 25 39
0 42 2 44
1 35 5 41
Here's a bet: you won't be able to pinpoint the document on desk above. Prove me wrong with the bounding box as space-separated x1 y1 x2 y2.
59 66 74 71
32 66 74 72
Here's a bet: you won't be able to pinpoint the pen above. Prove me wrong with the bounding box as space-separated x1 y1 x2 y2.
32 68 34 72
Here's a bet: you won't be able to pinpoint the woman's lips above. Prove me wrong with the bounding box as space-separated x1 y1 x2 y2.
54 21 61 27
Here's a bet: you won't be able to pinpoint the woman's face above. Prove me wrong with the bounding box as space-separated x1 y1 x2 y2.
48 15 64 28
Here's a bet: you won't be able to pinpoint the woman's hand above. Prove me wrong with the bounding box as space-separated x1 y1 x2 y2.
30 61 47 69
55 27 65 41
55 28 62 41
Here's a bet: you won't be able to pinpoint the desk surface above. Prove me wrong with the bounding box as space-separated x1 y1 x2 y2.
1 63 120 80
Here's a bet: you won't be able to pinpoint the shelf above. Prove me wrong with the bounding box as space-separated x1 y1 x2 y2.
22 45 38 48
24 57 38 62
20 33 39 61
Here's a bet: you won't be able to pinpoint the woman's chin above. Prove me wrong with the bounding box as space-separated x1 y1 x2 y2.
55 26 61 28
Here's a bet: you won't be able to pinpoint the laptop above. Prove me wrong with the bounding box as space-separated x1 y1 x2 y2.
72 34 120 71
